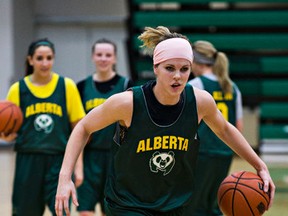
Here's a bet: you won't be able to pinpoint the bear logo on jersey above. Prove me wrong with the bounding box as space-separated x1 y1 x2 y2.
34 114 54 134
149 151 175 176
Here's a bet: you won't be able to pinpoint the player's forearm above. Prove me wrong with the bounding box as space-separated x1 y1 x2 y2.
220 123 266 171
59 123 89 179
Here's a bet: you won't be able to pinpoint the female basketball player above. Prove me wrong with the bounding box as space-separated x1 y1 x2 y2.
55 26 275 216
185 40 243 216
1 38 85 216
76 38 132 216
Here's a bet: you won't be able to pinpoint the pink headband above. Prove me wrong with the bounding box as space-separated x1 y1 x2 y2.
153 38 193 65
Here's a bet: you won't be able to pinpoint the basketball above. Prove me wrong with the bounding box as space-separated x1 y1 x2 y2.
0 100 23 135
217 171 270 216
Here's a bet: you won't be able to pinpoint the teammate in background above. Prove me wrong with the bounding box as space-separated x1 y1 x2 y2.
55 26 274 216
0 38 85 216
185 40 243 216
76 38 133 216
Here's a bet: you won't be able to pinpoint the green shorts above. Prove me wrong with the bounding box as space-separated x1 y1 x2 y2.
77 149 112 212
12 152 66 216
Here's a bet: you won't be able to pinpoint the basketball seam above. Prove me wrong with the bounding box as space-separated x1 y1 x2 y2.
2 106 14 133
231 171 245 216
219 171 269 216
236 183 270 204
0 103 14 114
10 106 17 133
235 188 256 216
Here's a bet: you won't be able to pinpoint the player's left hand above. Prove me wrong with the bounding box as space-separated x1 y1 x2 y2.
257 169 275 209
55 176 78 216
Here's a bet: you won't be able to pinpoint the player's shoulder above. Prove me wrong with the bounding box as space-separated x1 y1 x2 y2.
188 77 201 85
194 87 215 106
105 91 133 117
62 76 77 89
9 81 20 91
7 79 23 96
77 75 91 85
188 77 203 89
115 74 134 89
111 90 132 99
107 90 133 106
76 78 86 86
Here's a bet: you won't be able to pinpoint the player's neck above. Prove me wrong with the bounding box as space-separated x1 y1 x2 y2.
93 71 116 82
29 72 53 86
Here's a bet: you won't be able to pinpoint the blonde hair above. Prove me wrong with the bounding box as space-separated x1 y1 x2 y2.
193 40 233 93
138 26 188 56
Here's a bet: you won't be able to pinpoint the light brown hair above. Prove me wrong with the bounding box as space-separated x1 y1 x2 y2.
193 40 233 93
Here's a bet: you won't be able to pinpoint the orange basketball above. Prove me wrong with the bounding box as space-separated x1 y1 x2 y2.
217 171 270 216
0 100 23 135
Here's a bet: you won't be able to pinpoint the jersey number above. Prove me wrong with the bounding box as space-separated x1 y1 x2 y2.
217 102 228 121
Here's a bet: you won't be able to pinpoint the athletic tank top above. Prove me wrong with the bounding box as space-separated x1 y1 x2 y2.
105 84 199 211
198 76 237 155
81 75 128 150
15 76 70 154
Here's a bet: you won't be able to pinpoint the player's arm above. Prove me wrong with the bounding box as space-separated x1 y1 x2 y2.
70 118 84 188
65 78 86 125
194 87 275 208
55 90 133 216
64 78 87 187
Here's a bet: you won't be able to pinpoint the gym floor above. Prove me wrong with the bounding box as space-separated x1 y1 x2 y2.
1 145 287 216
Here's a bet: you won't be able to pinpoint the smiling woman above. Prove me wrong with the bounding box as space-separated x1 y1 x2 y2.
75 38 132 216
0 38 86 216
26 40 55 84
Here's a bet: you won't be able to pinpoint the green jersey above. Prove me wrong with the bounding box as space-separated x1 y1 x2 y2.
15 76 70 154
105 84 199 211
198 76 237 155
80 75 129 150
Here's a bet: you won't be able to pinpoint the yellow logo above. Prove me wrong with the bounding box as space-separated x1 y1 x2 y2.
85 98 106 111
137 136 189 153
212 91 233 101
26 103 62 117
